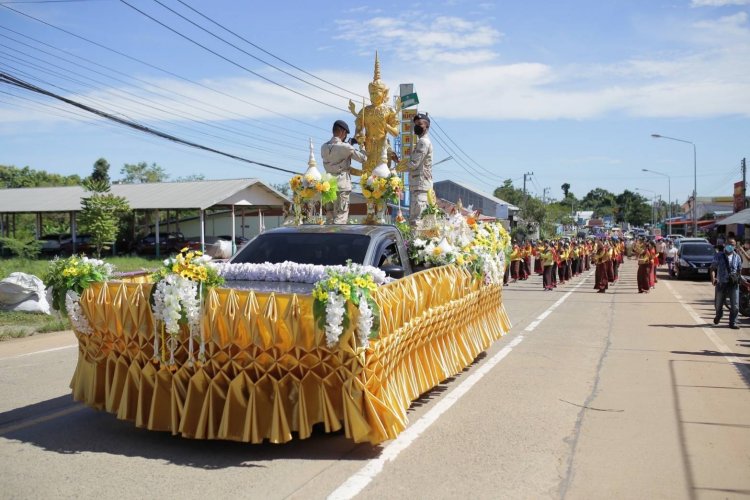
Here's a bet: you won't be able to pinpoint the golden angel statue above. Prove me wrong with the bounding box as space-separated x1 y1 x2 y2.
348 51 401 176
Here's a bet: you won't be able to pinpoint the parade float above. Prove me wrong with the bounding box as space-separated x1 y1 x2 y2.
58 55 512 445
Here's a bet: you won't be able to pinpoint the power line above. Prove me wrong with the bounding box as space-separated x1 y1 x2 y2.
150 0 357 103
430 116 498 179
0 26 325 143
0 43 312 154
0 4 328 132
174 0 366 101
118 0 347 112
0 71 302 175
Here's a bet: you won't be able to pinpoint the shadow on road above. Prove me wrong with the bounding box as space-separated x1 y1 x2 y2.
671 350 750 358
0 395 382 468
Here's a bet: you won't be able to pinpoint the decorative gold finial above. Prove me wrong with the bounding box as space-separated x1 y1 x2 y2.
304 137 322 180
373 50 381 81
308 137 316 168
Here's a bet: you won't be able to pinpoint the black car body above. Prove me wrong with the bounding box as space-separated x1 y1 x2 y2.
674 241 715 280
135 232 186 255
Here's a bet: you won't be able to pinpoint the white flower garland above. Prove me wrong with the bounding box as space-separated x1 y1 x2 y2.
65 290 93 335
356 291 373 347
218 261 390 285
151 274 201 365
324 291 346 348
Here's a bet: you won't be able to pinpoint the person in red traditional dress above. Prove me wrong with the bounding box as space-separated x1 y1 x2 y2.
509 244 522 283
594 240 609 293
635 238 651 293
533 241 543 275
650 241 659 288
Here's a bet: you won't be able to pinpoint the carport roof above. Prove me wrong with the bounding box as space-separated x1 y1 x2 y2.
0 178 289 213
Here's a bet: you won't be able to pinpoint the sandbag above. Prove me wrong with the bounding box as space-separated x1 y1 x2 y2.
0 272 51 315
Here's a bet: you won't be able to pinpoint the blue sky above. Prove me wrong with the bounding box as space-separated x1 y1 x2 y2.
1 0 748 206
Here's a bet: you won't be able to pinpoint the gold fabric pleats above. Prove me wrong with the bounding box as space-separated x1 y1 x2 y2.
70 265 512 444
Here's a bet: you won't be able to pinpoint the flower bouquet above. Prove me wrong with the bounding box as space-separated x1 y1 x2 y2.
150 248 224 366
312 262 381 348
44 255 114 314
44 255 114 334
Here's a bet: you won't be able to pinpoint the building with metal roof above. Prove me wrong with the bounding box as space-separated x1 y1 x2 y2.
0 178 288 253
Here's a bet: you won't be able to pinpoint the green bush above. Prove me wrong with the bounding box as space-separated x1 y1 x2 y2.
0 237 42 259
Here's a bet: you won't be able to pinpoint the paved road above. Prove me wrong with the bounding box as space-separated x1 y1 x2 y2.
1 260 749 499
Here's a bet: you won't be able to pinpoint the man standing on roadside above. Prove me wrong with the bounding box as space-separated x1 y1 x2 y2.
321 120 366 224
710 238 742 330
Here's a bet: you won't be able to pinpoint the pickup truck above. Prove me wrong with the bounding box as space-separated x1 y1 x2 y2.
68 222 511 445
225 224 412 292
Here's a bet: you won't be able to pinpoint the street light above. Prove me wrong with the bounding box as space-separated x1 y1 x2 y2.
635 188 657 227
642 168 672 235
651 134 697 236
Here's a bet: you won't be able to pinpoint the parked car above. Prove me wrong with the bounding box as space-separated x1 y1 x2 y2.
39 233 71 255
674 241 715 280
135 232 186 255
59 234 95 255
673 237 708 251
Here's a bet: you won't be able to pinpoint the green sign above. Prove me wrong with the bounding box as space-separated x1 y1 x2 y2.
401 92 419 108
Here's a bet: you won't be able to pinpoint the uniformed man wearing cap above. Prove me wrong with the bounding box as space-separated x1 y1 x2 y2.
396 112 433 224
321 119 367 224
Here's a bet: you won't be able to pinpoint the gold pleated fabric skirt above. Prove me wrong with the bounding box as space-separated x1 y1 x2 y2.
70 265 512 444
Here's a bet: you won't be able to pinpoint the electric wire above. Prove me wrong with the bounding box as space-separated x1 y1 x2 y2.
0 43 313 153
0 4 328 132
118 0 347 112
0 71 302 175
0 26 325 142
150 0 356 102
431 116 499 179
0 88 295 184
0 59 303 162
174 0 366 101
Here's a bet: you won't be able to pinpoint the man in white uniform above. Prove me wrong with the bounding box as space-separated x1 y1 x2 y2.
321 120 366 224
396 112 433 224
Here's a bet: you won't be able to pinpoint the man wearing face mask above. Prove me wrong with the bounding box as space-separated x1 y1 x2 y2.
395 112 433 224
710 238 742 329
321 120 366 224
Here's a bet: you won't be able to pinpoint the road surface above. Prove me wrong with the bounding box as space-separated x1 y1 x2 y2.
1 260 748 499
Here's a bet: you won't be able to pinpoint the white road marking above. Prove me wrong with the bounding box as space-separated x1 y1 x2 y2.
0 405 85 436
327 272 593 500
664 281 750 380
0 344 77 362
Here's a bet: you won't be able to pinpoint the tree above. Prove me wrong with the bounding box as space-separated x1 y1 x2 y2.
119 161 169 184
174 174 205 182
272 182 291 197
79 164 130 257
580 188 617 217
90 158 110 185
561 183 571 198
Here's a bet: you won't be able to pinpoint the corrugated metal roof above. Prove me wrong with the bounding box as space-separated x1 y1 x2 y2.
434 179 520 211
0 178 289 213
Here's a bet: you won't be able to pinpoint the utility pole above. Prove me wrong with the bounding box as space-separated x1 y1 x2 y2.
522 172 534 198
542 187 550 204
743 157 747 209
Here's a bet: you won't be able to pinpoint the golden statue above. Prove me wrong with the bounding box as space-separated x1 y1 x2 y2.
348 51 401 175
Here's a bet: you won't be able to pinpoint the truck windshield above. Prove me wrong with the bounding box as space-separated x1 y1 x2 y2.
231 232 371 266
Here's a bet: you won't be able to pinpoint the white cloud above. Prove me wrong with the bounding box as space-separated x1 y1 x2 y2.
691 0 749 6
334 14 501 65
